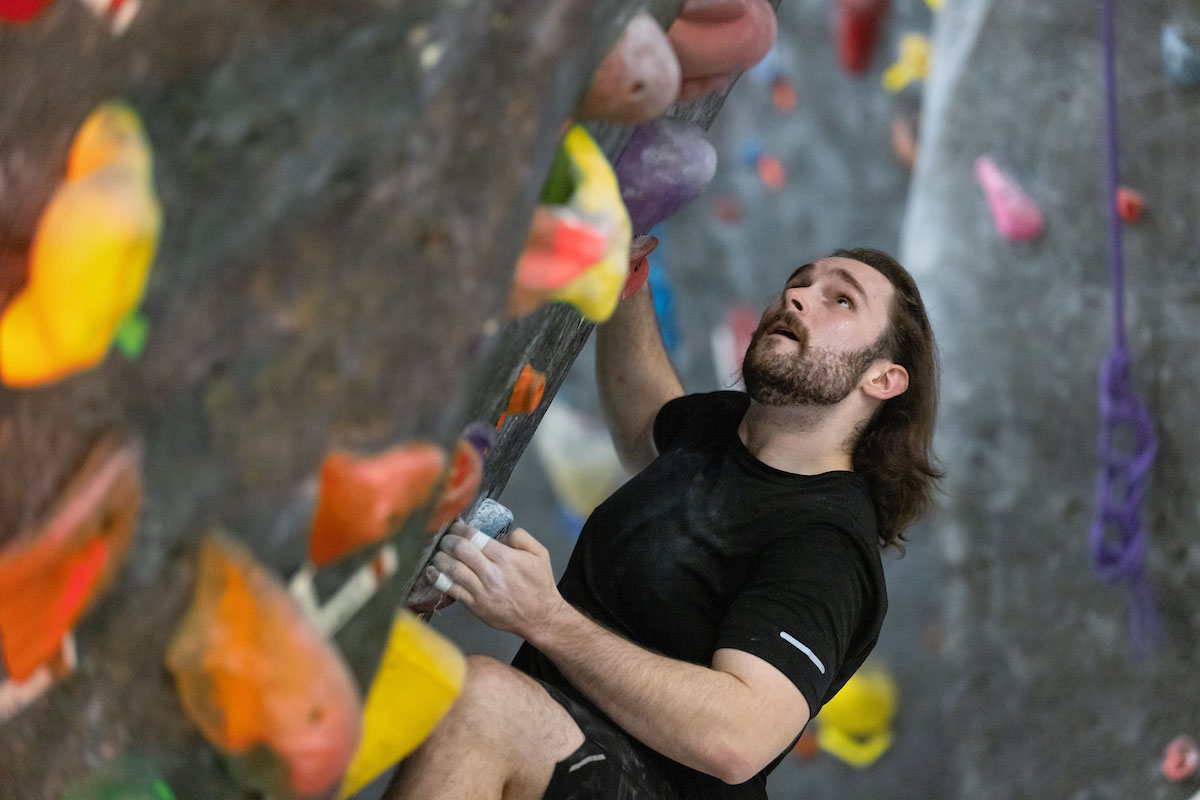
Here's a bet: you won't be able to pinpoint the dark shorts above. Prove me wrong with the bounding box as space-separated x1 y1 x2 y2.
537 679 681 800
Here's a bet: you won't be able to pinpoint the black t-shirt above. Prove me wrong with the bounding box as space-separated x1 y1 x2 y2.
513 391 887 798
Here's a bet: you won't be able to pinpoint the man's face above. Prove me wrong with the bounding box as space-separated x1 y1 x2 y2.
742 257 896 407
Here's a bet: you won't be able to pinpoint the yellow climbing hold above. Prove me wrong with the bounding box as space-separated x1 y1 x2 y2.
546 125 632 323
814 663 898 768
0 101 161 388
882 33 931 92
925 0 943 10
338 610 466 798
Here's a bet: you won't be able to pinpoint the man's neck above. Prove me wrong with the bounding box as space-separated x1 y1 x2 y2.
737 398 856 475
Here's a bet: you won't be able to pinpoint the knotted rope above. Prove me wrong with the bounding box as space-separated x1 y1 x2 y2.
1089 0 1162 656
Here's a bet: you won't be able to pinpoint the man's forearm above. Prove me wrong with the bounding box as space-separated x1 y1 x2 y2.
528 602 757 784
595 283 684 471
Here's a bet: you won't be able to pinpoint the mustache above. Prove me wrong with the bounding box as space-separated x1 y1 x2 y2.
755 309 807 344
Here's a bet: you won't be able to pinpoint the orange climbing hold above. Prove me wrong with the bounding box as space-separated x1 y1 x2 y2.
308 443 446 568
497 365 547 429
0 435 141 681
166 533 362 799
428 438 484 533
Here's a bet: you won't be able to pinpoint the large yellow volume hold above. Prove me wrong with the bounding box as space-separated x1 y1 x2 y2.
338 610 467 798
547 126 632 323
0 101 161 387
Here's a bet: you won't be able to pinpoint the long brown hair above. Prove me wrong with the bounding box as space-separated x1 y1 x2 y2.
832 248 943 549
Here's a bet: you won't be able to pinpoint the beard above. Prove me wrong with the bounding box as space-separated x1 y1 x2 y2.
741 312 883 407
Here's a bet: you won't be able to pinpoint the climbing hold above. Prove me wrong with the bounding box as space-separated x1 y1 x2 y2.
1162 24 1200 88
815 663 897 768
0 101 161 388
890 110 919 169
1116 186 1145 224
0 0 52 23
166 533 362 799
337 611 465 798
580 11 680 124
614 117 717 236
790 726 821 761
0 434 141 682
882 33 931 92
1163 735 1199 781
771 75 798 112
428 437 484 533
834 0 891 74
712 195 742 224
508 206 609 319
528 126 631 322
667 0 777 95
974 155 1044 242
756 153 785 191
621 235 659 300
460 421 497 457
925 0 943 9
533 403 627 521
307 443 446 568
710 304 760 389
497 364 547 428
76 0 141 35
61 756 176 800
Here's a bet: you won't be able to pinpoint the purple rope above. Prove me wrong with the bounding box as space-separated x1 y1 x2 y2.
1090 0 1162 656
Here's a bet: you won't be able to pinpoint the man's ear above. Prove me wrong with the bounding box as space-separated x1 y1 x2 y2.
861 362 909 401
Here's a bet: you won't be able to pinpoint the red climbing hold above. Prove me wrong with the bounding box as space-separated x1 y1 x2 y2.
620 235 659 300
0 435 141 681
428 438 484 533
1162 735 1199 781
509 206 609 319
0 0 53 23
667 0 777 96
308 444 446 568
497 365 548 428
834 0 892 74
756 153 786 191
1116 186 1145 224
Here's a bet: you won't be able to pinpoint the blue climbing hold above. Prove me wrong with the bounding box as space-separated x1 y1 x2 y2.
1162 24 1200 88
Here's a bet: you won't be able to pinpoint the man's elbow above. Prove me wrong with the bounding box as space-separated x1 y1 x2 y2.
699 738 769 786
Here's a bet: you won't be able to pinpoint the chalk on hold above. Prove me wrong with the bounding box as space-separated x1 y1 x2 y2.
307 443 446 568
1116 186 1145 224
407 499 514 614
166 533 362 799
497 364 547 428
974 155 1044 242
60 756 176 800
0 0 52 23
1162 735 1199 782
0 101 161 388
1162 24 1200 88
614 117 717 236
882 33 930 92
814 662 897 768
337 611 466 798
0 434 141 682
667 0 777 97
580 11 680 124
834 0 891 74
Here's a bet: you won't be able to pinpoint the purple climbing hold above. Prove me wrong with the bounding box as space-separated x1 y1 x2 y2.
614 117 718 236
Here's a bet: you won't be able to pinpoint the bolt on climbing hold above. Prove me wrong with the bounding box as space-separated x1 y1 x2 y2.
835 0 891 74
882 33 930 92
668 0 778 101
580 11 680 124
974 155 1044 242
614 117 718 236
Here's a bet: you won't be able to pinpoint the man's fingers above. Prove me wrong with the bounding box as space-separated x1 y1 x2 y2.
431 551 484 597
507 527 547 557
441 527 503 571
426 566 475 607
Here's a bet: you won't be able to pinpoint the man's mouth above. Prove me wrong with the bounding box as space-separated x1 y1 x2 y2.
768 320 799 341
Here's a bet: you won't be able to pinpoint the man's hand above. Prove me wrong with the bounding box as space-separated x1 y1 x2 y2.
428 521 568 640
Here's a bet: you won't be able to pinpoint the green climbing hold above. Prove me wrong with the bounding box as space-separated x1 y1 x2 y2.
61 756 176 800
114 310 149 359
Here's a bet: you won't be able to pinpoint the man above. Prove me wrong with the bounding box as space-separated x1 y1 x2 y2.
385 248 940 799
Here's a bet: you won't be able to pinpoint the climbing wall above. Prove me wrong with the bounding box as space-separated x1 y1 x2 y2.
903 0 1200 796
0 0 785 794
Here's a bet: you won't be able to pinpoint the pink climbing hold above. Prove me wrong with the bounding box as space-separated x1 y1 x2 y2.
974 155 1044 242
580 11 681 124
621 235 659 300
667 0 777 100
1116 186 1145 224
1162 735 1199 781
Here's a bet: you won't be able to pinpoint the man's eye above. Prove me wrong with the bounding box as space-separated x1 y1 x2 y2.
837 296 853 309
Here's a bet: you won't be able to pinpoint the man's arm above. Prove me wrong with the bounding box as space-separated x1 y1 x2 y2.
431 525 811 785
595 281 684 473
